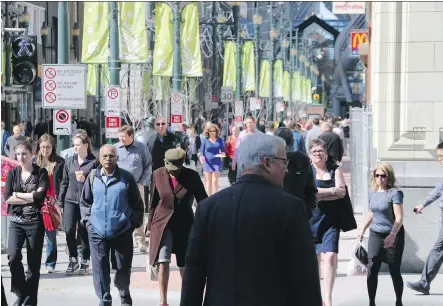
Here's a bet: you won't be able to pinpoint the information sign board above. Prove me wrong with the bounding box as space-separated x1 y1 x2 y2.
42 64 86 109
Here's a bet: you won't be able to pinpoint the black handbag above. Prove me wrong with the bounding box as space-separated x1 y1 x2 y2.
355 243 369 266
339 186 358 232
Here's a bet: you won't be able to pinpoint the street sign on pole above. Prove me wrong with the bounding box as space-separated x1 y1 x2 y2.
234 100 244 127
249 98 257 111
42 64 87 109
255 98 261 110
105 86 121 138
221 87 234 104
53 109 72 135
171 91 183 131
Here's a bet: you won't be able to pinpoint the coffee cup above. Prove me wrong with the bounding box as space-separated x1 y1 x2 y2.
75 171 84 181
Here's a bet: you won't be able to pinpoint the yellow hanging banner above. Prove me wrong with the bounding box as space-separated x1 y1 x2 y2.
181 3 203 77
273 59 283 98
119 2 149 63
283 71 290 102
259 60 270 97
153 3 174 76
241 41 256 92
222 41 236 88
81 2 109 63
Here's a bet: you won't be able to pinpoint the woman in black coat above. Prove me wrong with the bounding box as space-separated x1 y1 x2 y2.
34 134 64 273
274 127 318 218
4 141 49 306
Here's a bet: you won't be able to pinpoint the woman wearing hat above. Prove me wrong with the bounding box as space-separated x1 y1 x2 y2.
147 148 208 306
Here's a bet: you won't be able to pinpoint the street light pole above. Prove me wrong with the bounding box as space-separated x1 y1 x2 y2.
4 2 12 131
232 3 242 102
253 3 262 119
172 2 182 92
107 1 120 144
56 2 70 152
268 2 275 121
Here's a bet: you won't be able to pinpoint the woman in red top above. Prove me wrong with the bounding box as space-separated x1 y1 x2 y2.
34 134 64 273
225 125 239 185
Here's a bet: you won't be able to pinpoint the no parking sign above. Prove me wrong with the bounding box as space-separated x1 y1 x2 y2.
53 109 72 135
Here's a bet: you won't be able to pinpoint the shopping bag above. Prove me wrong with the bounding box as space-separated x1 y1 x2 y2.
347 239 368 276
41 197 62 231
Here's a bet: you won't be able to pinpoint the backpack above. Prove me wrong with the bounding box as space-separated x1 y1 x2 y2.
89 168 97 187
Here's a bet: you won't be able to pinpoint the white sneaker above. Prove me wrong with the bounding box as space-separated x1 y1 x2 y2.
46 266 55 274
138 244 147 253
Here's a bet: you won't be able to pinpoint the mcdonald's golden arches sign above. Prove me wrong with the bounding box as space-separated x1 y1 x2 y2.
350 31 369 56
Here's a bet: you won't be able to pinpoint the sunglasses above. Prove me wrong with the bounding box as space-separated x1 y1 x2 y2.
156 123 166 126
375 174 387 178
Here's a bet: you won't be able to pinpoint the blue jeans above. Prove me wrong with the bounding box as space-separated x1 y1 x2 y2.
45 230 57 268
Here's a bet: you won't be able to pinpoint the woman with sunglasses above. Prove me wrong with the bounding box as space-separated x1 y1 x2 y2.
59 134 97 276
360 162 404 306
34 134 65 273
4 141 49 305
199 123 225 195
309 139 346 306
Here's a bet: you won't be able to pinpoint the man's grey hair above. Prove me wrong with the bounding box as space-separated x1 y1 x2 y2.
100 144 118 157
237 133 285 173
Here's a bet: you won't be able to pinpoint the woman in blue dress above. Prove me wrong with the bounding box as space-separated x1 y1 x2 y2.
309 139 347 306
199 123 225 195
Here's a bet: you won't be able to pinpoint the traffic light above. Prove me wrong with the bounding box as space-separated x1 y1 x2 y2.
11 35 37 85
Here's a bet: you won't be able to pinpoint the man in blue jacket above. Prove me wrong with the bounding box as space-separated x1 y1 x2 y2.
80 144 144 306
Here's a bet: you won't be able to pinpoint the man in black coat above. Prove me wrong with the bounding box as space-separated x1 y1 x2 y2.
318 122 344 164
274 127 318 218
181 133 322 306
146 117 184 172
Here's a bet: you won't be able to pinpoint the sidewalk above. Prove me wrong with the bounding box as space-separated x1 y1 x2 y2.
2 165 442 305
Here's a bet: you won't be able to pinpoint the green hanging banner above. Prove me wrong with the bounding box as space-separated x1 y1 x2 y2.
241 41 256 92
300 75 306 103
273 59 283 98
292 71 300 102
153 3 174 76
119 2 149 63
86 65 97 96
181 3 203 77
259 60 270 97
306 79 312 104
283 71 290 102
81 2 110 63
222 41 236 88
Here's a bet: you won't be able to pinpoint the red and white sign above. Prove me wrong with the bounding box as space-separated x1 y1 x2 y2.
106 117 121 129
234 100 244 127
332 2 366 14
42 64 86 109
255 98 261 110
53 109 72 135
105 86 121 138
171 91 183 131
234 115 243 126
171 115 182 124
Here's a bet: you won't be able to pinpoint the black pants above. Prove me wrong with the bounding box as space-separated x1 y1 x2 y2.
227 157 237 184
2 277 8 306
64 202 90 260
367 228 405 304
8 221 45 305
88 224 133 306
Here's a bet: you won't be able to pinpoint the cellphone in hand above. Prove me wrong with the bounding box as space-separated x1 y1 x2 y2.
413 208 418 213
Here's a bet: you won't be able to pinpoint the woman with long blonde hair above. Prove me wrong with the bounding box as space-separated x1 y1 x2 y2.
360 162 405 306
199 123 225 195
35 134 65 273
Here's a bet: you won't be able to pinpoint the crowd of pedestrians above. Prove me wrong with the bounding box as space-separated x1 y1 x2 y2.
1 113 443 306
